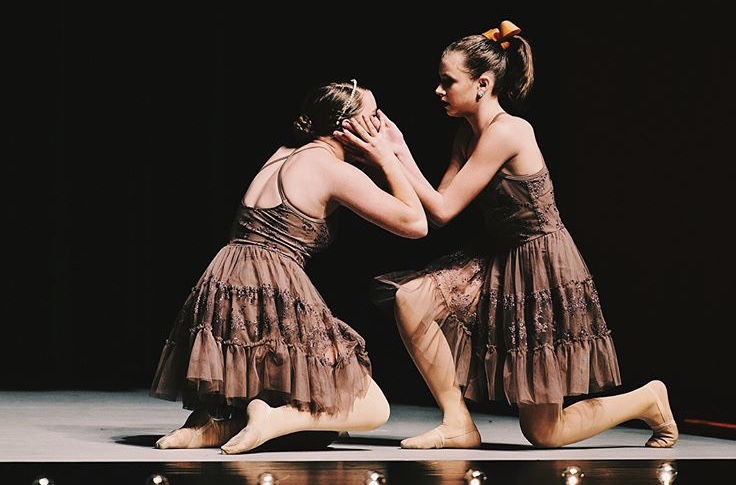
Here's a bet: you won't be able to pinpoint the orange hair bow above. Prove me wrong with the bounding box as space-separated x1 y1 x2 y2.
481 20 521 49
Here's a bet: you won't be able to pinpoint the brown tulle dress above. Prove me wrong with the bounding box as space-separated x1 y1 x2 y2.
150 149 372 415
372 165 622 406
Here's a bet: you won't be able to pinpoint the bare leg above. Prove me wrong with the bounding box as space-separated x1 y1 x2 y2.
220 378 390 454
518 380 678 448
155 408 247 449
394 278 480 449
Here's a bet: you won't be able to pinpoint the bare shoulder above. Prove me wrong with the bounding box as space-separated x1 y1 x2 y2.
483 114 537 149
280 148 368 196
494 113 535 136
493 114 544 173
283 148 351 177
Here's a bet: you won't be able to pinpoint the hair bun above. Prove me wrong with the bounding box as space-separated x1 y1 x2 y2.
293 114 314 135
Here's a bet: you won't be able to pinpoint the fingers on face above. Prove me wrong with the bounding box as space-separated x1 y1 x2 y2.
369 114 381 131
362 115 379 135
345 118 370 137
355 115 371 131
337 121 366 146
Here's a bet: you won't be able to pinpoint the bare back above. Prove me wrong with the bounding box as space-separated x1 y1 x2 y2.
243 143 427 239
243 145 337 220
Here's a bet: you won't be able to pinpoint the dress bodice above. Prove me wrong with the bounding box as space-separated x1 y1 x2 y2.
228 203 336 267
228 148 337 266
477 166 564 248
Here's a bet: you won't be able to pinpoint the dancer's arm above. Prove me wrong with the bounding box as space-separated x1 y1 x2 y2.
327 114 428 239
337 110 517 227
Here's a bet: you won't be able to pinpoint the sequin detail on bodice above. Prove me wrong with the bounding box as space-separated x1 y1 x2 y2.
229 203 335 267
477 166 564 247
228 149 336 267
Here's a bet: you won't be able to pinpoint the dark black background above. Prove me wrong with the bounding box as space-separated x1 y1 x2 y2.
6 3 735 426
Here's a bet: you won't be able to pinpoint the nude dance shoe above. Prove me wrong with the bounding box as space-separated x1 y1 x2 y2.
155 409 245 449
644 380 678 448
400 423 481 449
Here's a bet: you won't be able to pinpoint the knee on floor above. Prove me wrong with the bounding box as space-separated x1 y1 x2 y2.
371 398 391 428
520 423 565 449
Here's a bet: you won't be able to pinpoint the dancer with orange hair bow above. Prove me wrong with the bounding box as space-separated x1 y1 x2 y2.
335 21 678 449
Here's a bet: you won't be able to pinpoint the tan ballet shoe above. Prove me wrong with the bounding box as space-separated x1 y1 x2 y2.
400 424 481 449
156 409 245 449
220 399 272 454
644 380 678 448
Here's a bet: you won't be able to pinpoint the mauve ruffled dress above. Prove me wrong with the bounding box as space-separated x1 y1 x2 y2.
372 166 622 406
150 151 372 415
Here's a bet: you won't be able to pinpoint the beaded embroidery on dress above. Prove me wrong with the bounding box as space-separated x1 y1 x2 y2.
372 165 621 406
150 148 372 415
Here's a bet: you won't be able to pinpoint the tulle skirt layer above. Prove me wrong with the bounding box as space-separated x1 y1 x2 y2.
372 228 621 406
150 243 372 415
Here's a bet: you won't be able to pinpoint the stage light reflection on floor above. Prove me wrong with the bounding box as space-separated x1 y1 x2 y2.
11 459 722 484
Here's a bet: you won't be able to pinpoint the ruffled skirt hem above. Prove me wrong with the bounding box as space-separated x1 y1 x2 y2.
150 244 373 415
371 229 622 406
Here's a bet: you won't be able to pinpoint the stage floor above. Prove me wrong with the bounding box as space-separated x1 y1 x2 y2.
2 389 734 484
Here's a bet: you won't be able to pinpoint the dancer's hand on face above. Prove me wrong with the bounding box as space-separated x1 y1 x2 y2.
338 118 371 165
376 110 406 151
334 114 395 169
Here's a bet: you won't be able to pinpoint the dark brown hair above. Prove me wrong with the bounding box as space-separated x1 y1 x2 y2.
443 32 534 103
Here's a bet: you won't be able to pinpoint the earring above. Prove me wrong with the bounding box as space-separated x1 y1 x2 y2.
477 90 486 100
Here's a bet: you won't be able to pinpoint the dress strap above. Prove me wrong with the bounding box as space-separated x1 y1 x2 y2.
276 145 325 206
259 154 290 171
260 143 325 173
489 111 507 126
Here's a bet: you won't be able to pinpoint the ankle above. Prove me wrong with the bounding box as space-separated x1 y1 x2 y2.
439 404 475 429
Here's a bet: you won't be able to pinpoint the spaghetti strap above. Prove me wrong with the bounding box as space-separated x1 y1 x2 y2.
489 111 506 126
276 146 325 206
260 154 290 171
259 143 322 172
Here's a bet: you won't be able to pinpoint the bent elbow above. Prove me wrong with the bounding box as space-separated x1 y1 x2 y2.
411 220 429 239
429 213 451 228
428 203 462 227
401 215 429 239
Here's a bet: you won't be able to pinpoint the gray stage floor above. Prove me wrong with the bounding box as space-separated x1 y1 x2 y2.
2 389 734 463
